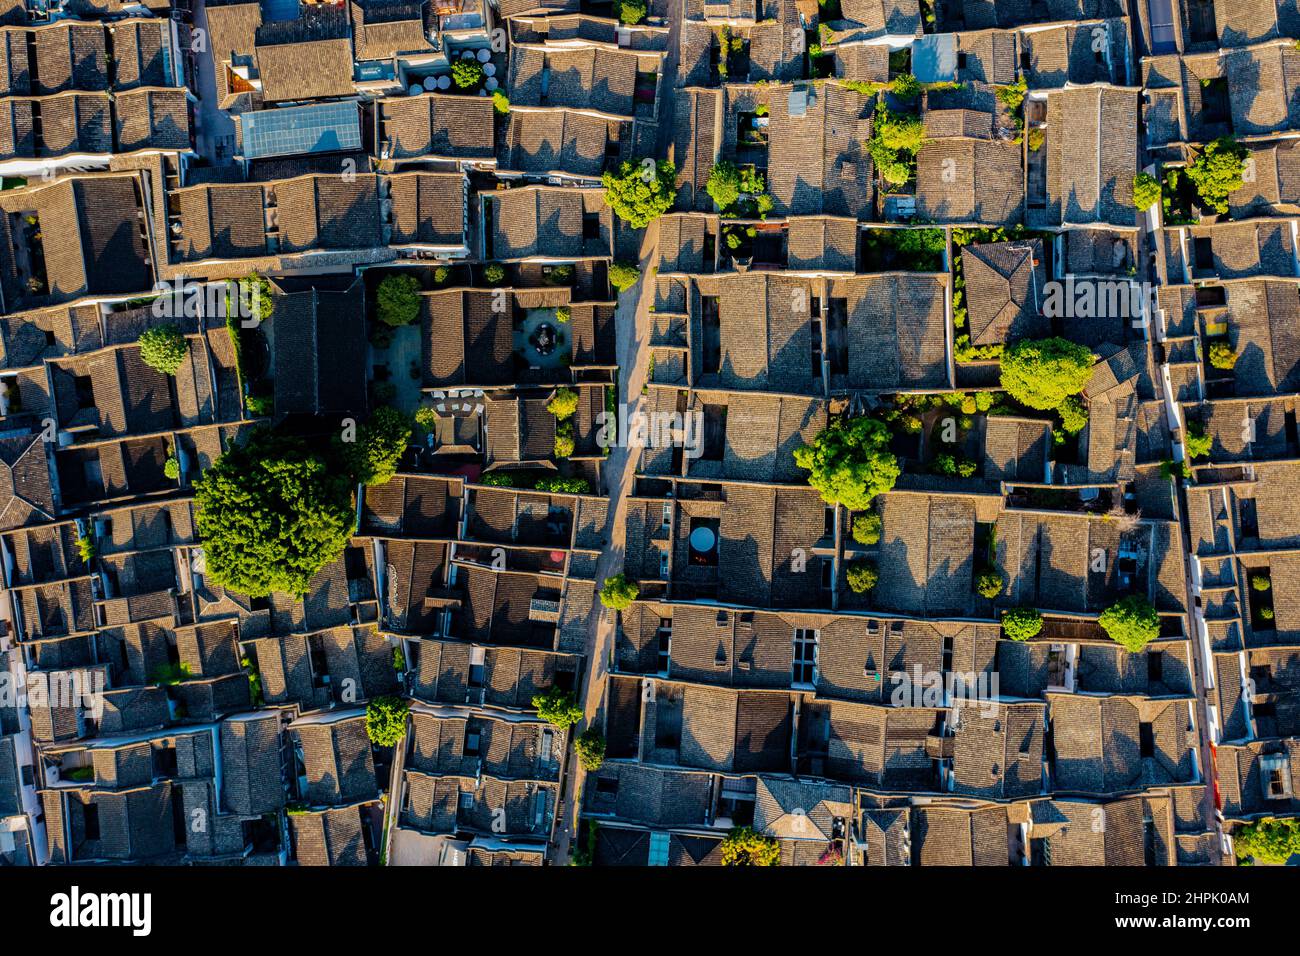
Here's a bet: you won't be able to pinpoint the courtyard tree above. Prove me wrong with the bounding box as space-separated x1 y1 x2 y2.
1000 337 1095 411
599 572 639 611
138 323 189 376
720 827 780 866
1098 595 1161 652
794 417 900 512
533 687 583 729
1002 607 1043 642
338 406 412 486
1185 136 1248 214
602 159 676 229
194 430 354 598
376 273 422 327
365 695 410 746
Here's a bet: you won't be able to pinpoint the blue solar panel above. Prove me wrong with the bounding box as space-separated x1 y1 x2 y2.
242 101 363 160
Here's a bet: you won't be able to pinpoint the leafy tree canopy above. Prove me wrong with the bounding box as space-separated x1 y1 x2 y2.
1000 337 1095 411
609 260 641 293
706 160 742 212
194 430 354 598
1002 607 1043 642
845 560 878 593
1185 137 1248 214
575 728 606 771
793 417 900 512
600 573 639 611
1235 817 1300 865
1132 172 1161 210
376 273 422 327
721 827 780 866
533 687 583 729
138 323 189 376
1098 595 1160 653
365 695 410 746
602 159 677 229
338 406 411 486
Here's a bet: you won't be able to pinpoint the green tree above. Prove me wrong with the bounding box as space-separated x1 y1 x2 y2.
976 567 1005 599
1208 341 1237 370
614 0 646 23
1234 817 1300 865
1185 137 1248 214
600 572 639 611
1098 595 1160 652
706 159 742 212
852 512 882 545
547 387 579 420
483 262 506 285
575 728 606 771
1057 395 1089 435
1132 172 1161 210
609 260 641 293
1251 574 1271 592
138 324 189 376
602 159 677 229
452 60 483 89
1184 422 1212 460
164 456 180 480
845 560 878 593
535 477 591 493
338 406 411 486
376 273 421 327
365 695 410 746
721 826 780 866
194 430 354 598
533 687 583 729
236 273 275 323
1000 337 1095 411
1002 607 1043 642
794 417 900 512
492 90 509 114
867 101 926 188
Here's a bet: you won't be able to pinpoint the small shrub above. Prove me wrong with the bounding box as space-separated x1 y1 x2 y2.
1251 575 1272 592
483 263 506 285
365 695 410 746
845 560 878 593
575 728 606 771
164 456 180 480
1002 607 1043 642
1184 422 1212 460
609 260 641 293
245 394 272 417
481 471 516 487
554 428 575 459
76 534 96 563
851 512 881 545
433 265 451 285
614 0 646 24
600 572 639 610
535 477 591 493
138 324 189 376
451 60 483 89
555 306 571 324
976 567 1005 599
547 387 579 420
546 264 574 286
1261 606 1275 621
1132 172 1161 210
1208 341 1237 370
491 90 509 114
720 826 780 866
